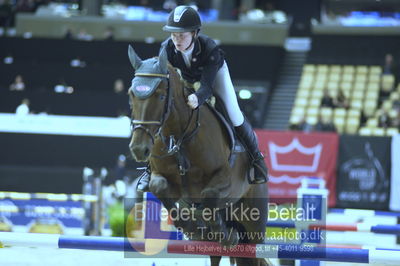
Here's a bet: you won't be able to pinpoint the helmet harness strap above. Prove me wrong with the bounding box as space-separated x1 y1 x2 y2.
184 29 199 51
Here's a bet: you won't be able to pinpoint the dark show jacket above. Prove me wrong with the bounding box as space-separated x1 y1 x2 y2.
161 34 225 106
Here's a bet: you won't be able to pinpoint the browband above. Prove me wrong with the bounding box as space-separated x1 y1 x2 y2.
135 73 169 78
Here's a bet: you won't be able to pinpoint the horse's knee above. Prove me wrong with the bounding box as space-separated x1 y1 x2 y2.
201 187 220 198
149 175 168 195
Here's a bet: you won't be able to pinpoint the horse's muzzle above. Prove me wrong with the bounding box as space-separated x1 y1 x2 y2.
129 142 151 162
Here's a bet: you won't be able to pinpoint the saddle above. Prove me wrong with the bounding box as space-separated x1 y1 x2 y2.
179 71 245 167
182 79 246 167
204 101 246 167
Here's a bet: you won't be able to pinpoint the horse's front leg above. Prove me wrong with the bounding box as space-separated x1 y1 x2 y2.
200 166 239 247
149 173 177 210
149 174 193 232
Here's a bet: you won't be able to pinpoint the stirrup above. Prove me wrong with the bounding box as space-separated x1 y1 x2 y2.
249 159 268 184
136 171 150 193
252 174 268 184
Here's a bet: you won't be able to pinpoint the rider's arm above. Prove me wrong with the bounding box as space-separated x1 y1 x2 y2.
195 47 222 106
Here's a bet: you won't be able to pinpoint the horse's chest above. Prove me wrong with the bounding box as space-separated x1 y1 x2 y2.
154 164 178 175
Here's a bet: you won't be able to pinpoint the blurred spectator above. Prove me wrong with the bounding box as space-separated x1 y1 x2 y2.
3 53 13 64
115 154 127 180
383 53 396 75
163 0 177 11
64 28 74 39
378 110 391 128
288 123 299 131
54 78 74 94
113 79 125 94
16 98 30 115
237 0 286 24
289 116 314 132
9 74 25 91
256 1 286 24
125 0 150 7
33 0 49 12
16 0 36 13
360 110 368 126
104 154 128 186
103 26 114 41
382 53 398 85
0 0 13 29
184 1 199 9
76 28 93 41
141 0 150 6
320 89 334 108
334 89 349 109
70 57 86 68
314 114 336 132
16 0 50 13
393 97 400 112
257 1 274 11
392 111 400 130
115 78 129 116
298 117 314 133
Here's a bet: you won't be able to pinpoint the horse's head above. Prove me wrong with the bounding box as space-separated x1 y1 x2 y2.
128 45 170 162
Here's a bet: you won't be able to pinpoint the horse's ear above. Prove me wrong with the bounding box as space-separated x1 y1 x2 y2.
158 46 168 74
128 45 142 70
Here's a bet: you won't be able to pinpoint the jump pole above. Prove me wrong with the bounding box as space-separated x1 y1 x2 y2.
267 222 400 235
1 232 400 264
330 208 400 218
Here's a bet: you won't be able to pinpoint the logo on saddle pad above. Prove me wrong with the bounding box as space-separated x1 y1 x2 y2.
268 138 322 172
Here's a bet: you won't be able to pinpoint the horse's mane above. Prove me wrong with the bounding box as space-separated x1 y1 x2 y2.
167 63 185 85
150 56 183 83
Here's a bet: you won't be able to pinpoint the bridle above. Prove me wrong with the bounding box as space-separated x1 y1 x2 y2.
130 70 200 168
130 72 171 144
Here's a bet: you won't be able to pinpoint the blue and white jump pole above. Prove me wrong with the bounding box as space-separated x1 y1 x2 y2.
1 232 400 264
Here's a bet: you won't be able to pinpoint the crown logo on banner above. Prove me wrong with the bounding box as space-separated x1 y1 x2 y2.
268 138 322 172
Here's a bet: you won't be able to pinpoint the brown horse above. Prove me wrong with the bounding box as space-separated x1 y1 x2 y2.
128 45 269 266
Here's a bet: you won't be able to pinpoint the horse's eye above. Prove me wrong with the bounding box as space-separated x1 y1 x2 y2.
160 94 166 100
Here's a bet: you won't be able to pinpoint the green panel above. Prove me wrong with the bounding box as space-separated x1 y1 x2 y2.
313 24 400 36
15 14 288 46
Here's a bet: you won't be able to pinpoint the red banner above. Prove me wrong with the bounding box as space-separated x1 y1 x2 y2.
255 130 339 207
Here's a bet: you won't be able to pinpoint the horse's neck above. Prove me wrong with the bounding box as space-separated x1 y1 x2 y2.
164 68 192 135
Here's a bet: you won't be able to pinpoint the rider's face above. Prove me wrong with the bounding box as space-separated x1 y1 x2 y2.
171 32 194 52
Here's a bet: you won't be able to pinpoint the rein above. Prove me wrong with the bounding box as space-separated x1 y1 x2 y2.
153 107 199 157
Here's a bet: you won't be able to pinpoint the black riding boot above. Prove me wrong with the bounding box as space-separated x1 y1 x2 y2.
136 169 150 193
235 119 269 184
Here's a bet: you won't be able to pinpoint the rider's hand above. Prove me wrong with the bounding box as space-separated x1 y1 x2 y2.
187 94 199 109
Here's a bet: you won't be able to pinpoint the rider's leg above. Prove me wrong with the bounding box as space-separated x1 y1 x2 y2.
213 61 268 184
234 118 268 183
213 62 244 127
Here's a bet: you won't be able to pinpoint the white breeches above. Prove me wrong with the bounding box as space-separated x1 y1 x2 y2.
213 61 244 127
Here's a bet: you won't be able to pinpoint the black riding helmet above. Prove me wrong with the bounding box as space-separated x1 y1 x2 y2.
163 5 201 33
